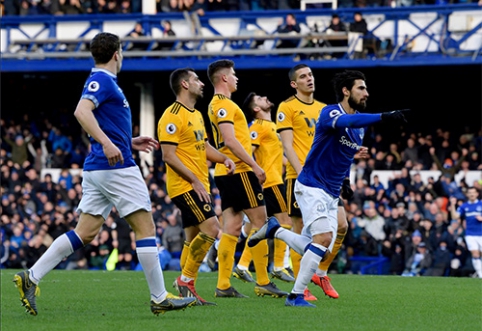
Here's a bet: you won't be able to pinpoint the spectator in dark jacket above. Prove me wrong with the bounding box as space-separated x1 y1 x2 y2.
424 241 451 276
276 13 301 49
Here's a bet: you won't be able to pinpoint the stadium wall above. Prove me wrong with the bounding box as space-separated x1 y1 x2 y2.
1 4 481 72
41 168 481 190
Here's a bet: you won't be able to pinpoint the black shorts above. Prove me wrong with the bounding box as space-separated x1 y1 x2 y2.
215 171 265 212
338 198 345 207
171 190 216 229
285 178 301 218
264 184 288 217
117 240 132 255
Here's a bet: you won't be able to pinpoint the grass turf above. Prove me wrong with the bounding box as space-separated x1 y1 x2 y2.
1 269 481 331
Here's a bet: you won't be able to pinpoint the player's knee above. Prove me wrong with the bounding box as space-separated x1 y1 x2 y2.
312 232 332 248
79 232 96 245
199 217 220 238
203 228 219 239
134 222 156 239
306 242 329 258
337 220 348 234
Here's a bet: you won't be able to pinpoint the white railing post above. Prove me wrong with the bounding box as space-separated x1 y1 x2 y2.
142 0 156 14
300 0 338 10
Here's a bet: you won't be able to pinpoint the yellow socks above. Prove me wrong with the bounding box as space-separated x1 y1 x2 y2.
273 224 291 270
237 232 253 269
180 241 190 271
290 248 302 278
183 233 215 280
216 233 238 290
318 229 347 271
249 228 269 286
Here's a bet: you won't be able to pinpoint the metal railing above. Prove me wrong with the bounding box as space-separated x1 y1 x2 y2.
1 32 349 59
1 4 481 71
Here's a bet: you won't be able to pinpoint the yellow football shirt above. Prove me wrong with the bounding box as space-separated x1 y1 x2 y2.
250 119 283 188
276 95 326 180
157 101 209 198
208 94 252 176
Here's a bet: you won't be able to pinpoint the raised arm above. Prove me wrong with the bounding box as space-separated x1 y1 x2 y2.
449 196 460 220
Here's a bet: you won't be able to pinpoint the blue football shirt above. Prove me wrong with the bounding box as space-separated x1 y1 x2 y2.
457 199 482 236
298 104 382 197
80 68 136 171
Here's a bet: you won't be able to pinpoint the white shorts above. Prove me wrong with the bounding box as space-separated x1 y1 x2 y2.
294 180 338 250
465 236 482 252
77 166 151 220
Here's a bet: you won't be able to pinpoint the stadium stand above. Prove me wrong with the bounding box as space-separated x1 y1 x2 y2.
1 4 481 70
1 4 481 277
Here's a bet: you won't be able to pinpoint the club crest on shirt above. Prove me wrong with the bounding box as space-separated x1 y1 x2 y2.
277 112 285 122
88 81 100 92
250 131 258 140
166 123 177 134
217 108 227 118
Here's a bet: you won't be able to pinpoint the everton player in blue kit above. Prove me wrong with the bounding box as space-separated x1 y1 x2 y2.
13 32 196 316
450 188 482 278
249 70 409 307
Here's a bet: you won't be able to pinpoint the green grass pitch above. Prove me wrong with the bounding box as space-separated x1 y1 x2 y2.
1 269 481 331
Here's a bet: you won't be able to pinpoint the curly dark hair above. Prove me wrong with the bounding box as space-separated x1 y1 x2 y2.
331 70 366 102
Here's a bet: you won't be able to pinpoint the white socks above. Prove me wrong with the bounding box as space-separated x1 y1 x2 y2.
136 237 167 303
315 268 327 277
472 258 482 278
29 231 83 284
292 243 327 294
275 227 311 256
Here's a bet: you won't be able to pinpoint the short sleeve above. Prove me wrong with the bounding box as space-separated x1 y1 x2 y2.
276 102 294 132
158 111 183 145
80 76 113 109
250 122 263 147
213 99 235 124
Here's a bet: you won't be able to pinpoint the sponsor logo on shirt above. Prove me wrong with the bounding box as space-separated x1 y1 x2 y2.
339 135 359 150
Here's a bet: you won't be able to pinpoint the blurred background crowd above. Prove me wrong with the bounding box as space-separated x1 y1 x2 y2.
1 107 481 277
2 0 477 17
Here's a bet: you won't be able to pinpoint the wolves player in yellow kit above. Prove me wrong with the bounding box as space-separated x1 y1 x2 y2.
207 59 287 298
232 93 295 284
276 64 342 300
158 68 236 305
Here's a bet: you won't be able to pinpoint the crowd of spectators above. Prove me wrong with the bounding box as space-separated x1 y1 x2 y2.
2 0 478 16
1 111 481 277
